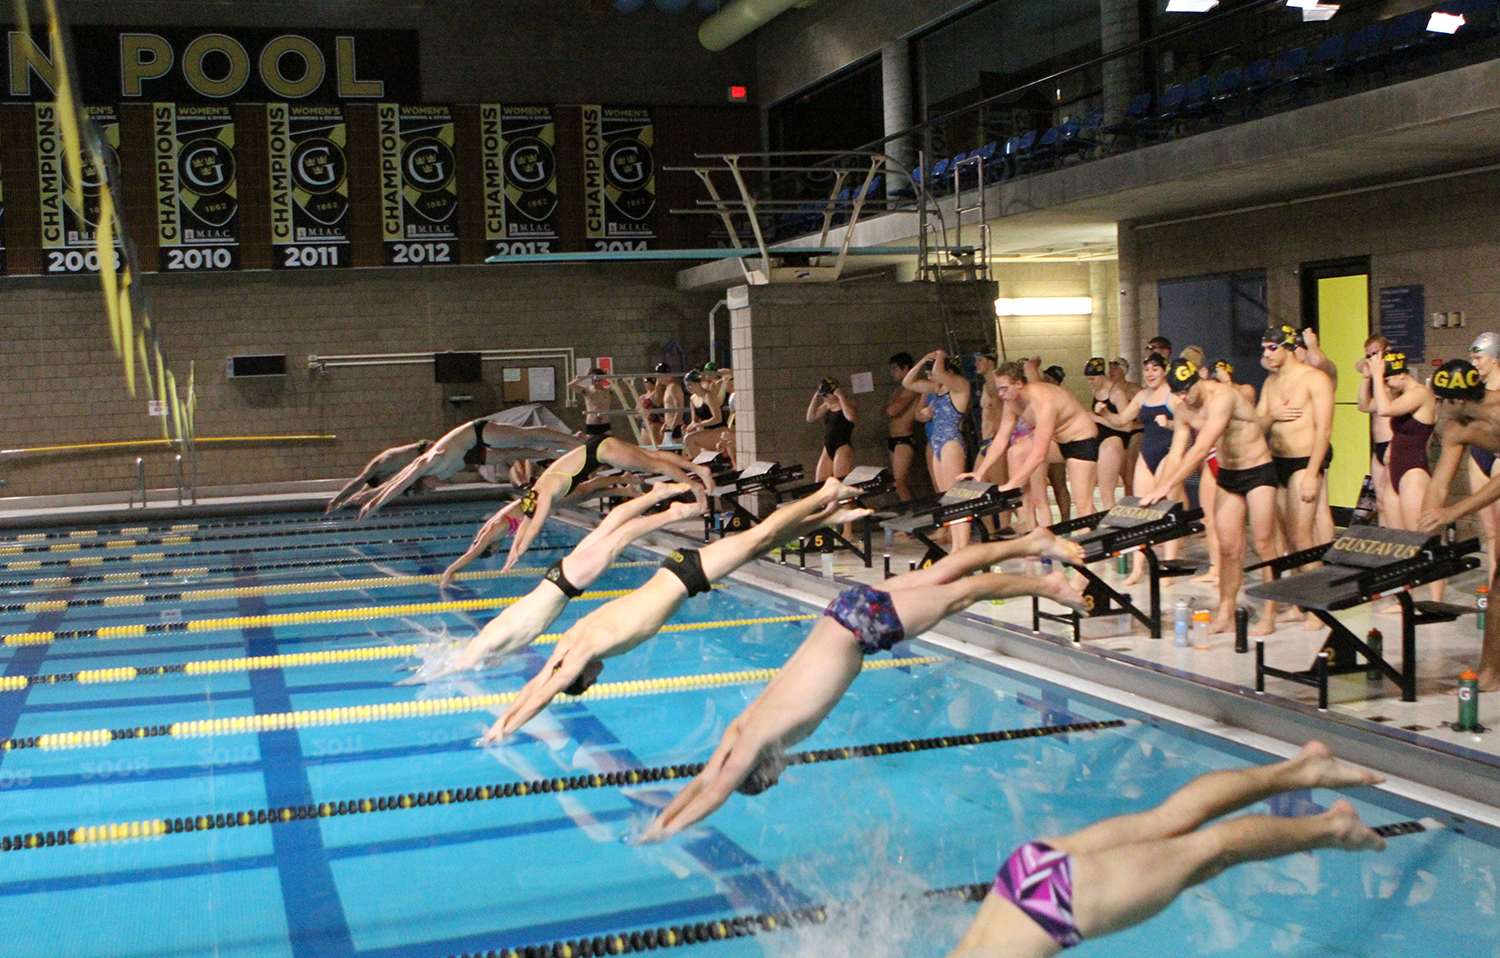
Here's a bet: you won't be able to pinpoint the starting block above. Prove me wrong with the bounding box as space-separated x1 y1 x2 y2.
784 465 896 568
1034 497 1203 641
879 481 1022 568
709 460 806 536
1246 526 1479 706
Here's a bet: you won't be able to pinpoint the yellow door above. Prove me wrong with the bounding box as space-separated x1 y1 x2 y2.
1317 274 1369 509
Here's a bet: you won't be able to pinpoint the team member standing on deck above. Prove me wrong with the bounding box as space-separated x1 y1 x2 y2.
1086 357 1132 511
885 353 923 501
1464 333 1500 579
973 351 1005 487
567 368 615 437
1369 350 1440 604
806 377 858 481
969 361 1098 518
1142 359 1280 636
681 370 729 462
639 528 1088 840
905 350 973 548
1096 353 1183 585
479 479 873 743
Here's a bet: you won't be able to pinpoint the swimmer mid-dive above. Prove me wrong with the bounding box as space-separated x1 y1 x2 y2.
325 439 433 513
639 528 1088 841
479 478 872 745
354 420 582 517
409 484 700 681
491 435 714 573
945 742 1385 958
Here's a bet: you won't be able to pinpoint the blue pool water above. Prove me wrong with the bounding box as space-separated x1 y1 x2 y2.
0 500 1496 958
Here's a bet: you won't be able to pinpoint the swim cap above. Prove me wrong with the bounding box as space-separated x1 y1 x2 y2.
1142 352 1167 370
1167 358 1200 393
1180 345 1206 367
1111 356 1130 370
1383 351 1408 377
1262 325 1298 349
654 362 671 374
1045 365 1066 384
974 349 997 363
702 361 719 372
1084 357 1107 376
1214 359 1234 376
685 370 703 384
1432 359 1486 401
1471 332 1500 359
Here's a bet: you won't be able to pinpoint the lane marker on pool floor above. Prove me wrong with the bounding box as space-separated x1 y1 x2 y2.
0 715 1183 852
0 561 659 614
0 645 905 749
0 583 764 647
0 611 817 691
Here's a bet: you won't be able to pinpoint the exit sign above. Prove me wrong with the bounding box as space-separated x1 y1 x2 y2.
728 85 747 102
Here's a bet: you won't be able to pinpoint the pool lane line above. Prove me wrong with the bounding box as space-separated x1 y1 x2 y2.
0 505 483 544
0 647 913 749
0 515 496 556
0 560 660 614
0 530 483 572
3 715 1145 850
0 586 779 647
0 610 815 690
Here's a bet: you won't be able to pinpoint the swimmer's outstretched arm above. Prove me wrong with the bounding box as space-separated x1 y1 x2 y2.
327 441 427 513
480 423 582 455
439 499 526 590
945 743 1383 958
502 489 556 574
641 528 1088 841
481 480 871 743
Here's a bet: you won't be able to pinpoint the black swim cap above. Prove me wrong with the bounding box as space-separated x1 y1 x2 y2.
1262 325 1298 349
1433 359 1485 401
1045 365 1066 384
1383 351 1408 377
1084 357 1107 376
654 362 671 374
1167 358 1200 393
1142 352 1167 370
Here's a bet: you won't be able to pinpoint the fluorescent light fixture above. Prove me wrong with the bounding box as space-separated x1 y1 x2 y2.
995 297 1094 316
1301 3 1338 19
1427 11 1464 32
1166 0 1218 11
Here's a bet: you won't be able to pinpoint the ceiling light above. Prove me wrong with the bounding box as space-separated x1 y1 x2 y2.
1300 3 1338 18
995 297 1094 316
1427 11 1465 31
1165 0 1219 11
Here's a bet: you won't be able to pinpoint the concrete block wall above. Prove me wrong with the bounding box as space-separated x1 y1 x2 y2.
992 261 1114 404
730 282 984 475
0 264 715 496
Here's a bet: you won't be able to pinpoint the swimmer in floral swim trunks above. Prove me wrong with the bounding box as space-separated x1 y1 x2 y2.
639 526 1089 841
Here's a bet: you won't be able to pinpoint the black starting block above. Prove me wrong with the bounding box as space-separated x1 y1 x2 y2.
1033 498 1204 641
1246 526 1480 706
785 466 895 568
709 460 806 536
879 481 1022 568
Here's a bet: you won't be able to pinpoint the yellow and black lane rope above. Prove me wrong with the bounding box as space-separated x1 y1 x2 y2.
0 561 660 615
0 505 472 545
0 610 815 692
0 587 784 648
0 515 483 555
0 647 906 750
0 716 1129 851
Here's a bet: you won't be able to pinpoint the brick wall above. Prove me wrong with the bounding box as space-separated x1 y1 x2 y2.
0 263 716 495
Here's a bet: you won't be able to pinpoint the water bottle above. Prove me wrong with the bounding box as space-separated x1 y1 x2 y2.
820 549 834 579
1174 599 1190 647
1366 628 1383 681
1115 553 1129 575
1479 586 1488 632
1457 670 1481 732
1192 610 1210 650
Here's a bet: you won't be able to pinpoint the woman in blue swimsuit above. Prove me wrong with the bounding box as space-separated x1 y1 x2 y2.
1096 354 1185 582
904 349 973 548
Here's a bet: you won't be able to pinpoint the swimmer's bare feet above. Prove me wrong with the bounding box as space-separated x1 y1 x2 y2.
1281 740 1385 791
1121 565 1145 587
823 507 874 528
1277 605 1305 623
1039 570 1088 612
1248 613 1277 637
1021 526 1085 565
1191 568 1221 585
1320 799 1388 852
1208 605 1236 635
1302 611 1326 632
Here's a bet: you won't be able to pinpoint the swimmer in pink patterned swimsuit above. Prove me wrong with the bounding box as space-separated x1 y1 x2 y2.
947 742 1386 957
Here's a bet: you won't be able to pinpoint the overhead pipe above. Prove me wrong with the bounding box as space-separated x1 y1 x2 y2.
699 0 814 51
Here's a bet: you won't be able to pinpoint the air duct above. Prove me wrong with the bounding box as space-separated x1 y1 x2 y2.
698 0 813 51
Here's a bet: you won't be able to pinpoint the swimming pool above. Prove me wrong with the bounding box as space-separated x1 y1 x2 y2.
0 500 1495 958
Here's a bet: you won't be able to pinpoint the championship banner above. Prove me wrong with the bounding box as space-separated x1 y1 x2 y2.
154 103 239 272
267 103 350 269
379 104 458 265
481 104 559 257
36 104 119 274
582 105 656 252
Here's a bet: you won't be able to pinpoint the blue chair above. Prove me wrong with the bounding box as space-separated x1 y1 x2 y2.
1101 92 1152 147
1146 83 1188 137
1179 74 1214 121
1070 109 1104 159
1380 9 1428 74
1306 33 1346 92
1030 125 1063 167
928 157 952 195
1008 130 1038 175
1208 67 1242 117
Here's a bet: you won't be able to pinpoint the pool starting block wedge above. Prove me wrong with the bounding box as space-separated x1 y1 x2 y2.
879 481 1021 567
781 465 895 567
1035 497 1204 641
1247 526 1479 706
709 460 806 536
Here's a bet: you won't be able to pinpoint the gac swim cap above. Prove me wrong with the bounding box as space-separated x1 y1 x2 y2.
1084 357 1107 376
1383 351 1408 377
1214 360 1234 376
1262 325 1298 349
1167 358 1200 393
1471 332 1500 360
1433 359 1485 401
